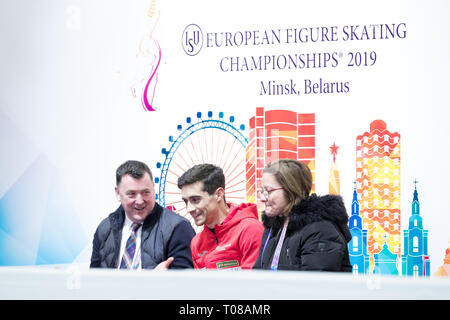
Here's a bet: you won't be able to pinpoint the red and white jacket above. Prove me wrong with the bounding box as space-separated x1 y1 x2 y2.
190 203 264 270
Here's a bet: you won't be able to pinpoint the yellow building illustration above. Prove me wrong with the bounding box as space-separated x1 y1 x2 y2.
356 120 401 273
329 142 340 195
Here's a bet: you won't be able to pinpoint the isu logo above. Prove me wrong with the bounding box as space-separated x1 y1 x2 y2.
182 24 203 56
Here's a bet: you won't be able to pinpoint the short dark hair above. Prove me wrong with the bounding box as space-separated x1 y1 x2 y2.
177 163 225 195
116 160 153 186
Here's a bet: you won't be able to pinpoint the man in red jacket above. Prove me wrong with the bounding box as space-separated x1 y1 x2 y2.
178 164 264 270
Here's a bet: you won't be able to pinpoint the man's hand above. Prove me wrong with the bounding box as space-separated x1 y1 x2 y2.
154 257 174 271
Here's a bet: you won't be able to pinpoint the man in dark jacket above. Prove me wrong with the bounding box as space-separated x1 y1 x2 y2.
90 160 195 270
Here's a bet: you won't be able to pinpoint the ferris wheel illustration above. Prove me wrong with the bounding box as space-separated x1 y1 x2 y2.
155 111 248 232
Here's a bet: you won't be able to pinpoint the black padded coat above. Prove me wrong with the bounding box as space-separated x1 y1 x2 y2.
253 194 352 272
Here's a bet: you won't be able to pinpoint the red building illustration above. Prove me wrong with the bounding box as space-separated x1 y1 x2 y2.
246 107 315 211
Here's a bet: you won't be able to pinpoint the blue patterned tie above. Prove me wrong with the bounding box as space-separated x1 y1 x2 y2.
119 223 141 269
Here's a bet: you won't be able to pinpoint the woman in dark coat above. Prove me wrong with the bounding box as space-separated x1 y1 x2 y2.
253 159 352 271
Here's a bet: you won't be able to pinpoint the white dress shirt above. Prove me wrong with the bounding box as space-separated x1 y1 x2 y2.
117 215 142 270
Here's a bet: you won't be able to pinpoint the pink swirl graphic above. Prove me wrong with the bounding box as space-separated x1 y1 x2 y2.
141 40 161 111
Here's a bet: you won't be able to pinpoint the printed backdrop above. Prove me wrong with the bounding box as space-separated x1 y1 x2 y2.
0 0 449 276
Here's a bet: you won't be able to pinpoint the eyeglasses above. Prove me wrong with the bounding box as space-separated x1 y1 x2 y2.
258 187 283 199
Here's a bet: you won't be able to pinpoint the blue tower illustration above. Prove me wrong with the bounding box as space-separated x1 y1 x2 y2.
401 180 430 277
373 233 399 275
348 183 370 274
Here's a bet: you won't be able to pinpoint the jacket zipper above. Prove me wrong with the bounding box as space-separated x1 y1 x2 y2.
209 227 219 243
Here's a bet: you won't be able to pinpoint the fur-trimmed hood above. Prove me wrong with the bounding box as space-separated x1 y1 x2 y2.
262 194 352 242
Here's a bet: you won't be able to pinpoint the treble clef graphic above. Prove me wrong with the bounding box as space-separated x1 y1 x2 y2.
141 38 161 112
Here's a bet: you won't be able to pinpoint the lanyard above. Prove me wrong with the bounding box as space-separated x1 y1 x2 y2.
260 227 272 269
270 217 289 270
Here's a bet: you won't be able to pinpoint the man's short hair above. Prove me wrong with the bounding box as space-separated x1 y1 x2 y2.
116 160 153 186
177 163 225 195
